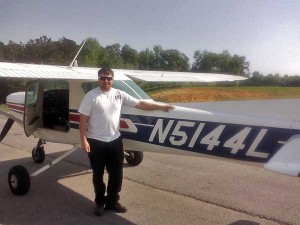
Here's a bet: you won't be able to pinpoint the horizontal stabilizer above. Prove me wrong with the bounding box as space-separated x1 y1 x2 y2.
264 135 300 177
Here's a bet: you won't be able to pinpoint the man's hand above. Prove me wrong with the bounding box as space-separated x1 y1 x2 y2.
136 100 175 112
161 104 174 112
81 139 90 153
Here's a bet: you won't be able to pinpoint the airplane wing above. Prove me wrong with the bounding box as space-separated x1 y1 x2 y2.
0 62 247 82
122 70 247 82
0 62 97 80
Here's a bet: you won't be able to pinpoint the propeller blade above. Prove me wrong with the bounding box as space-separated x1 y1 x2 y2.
0 118 14 142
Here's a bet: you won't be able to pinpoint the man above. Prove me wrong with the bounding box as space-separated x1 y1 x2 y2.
79 67 174 216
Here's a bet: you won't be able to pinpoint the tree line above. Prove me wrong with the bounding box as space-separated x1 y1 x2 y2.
0 36 300 103
0 36 249 74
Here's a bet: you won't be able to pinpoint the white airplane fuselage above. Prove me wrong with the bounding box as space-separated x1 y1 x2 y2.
5 78 300 166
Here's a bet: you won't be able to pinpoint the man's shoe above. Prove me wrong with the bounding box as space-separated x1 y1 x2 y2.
94 204 104 216
105 202 127 213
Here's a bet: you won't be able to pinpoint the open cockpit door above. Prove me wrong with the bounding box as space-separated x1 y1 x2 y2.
24 80 43 137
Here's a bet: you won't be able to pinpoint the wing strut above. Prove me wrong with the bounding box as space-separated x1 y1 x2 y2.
30 146 79 177
8 146 79 195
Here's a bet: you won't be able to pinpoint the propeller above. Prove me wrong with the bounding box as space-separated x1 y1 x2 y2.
0 118 14 142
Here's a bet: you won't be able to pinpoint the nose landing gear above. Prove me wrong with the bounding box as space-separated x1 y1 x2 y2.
32 139 46 163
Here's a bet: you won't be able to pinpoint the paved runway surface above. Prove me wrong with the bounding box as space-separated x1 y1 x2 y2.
1 99 300 225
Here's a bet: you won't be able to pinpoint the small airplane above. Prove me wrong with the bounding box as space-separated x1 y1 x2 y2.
0 46 299 196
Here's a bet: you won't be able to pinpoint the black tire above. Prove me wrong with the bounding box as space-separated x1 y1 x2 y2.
8 165 31 195
124 151 143 166
32 145 45 163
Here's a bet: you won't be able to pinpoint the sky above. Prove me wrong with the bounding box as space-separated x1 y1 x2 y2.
0 0 299 75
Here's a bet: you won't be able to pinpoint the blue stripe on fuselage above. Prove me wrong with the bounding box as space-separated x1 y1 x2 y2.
120 114 300 162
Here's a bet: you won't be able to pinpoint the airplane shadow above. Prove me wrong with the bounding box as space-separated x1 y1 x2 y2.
0 151 137 225
228 220 260 225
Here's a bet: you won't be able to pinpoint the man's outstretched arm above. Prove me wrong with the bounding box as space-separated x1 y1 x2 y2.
135 100 174 112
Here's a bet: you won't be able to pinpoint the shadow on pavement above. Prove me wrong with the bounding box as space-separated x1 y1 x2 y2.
0 150 137 225
229 220 260 225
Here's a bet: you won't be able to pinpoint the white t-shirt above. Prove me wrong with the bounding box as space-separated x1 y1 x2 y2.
78 87 139 142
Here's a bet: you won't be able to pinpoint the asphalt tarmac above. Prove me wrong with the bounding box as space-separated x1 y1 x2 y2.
1 99 300 225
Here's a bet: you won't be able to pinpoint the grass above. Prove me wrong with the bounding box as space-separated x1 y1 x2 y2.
147 86 300 103
0 104 8 112
1 86 300 107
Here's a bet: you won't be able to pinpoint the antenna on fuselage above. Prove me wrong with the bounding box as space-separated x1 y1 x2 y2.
69 38 87 67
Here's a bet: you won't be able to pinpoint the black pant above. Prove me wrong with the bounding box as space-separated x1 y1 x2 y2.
87 137 124 206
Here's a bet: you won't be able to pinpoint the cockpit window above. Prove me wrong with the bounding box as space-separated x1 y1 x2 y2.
113 80 150 99
81 80 151 100
81 82 98 94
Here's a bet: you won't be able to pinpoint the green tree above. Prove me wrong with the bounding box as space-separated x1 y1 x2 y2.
152 45 163 70
0 42 4 61
45 40 64 65
230 54 249 76
22 36 53 64
138 48 155 70
100 44 123 68
191 50 215 72
139 46 189 71
3 41 23 62
56 37 77 65
0 78 27 104
78 37 102 67
191 50 249 76
249 71 264 85
121 44 139 69
160 49 189 71
282 75 300 86
263 74 282 86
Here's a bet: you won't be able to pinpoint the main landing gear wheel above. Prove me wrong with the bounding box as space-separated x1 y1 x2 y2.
124 150 143 166
8 165 31 195
32 145 45 163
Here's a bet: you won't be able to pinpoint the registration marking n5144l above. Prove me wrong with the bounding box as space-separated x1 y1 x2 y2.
148 119 269 159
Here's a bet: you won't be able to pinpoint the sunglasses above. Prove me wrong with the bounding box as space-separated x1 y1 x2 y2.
98 77 113 81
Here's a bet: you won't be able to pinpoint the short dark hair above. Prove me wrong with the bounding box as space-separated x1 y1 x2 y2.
98 67 114 77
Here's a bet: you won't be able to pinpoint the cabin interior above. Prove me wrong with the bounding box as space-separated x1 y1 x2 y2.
41 80 69 132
